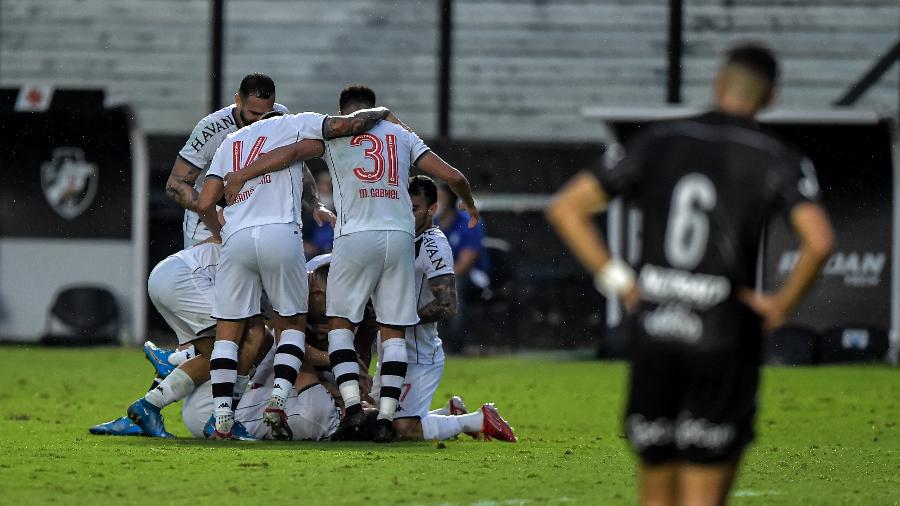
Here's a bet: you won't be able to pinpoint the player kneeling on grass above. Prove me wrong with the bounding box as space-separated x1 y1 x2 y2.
90 241 267 438
367 176 516 443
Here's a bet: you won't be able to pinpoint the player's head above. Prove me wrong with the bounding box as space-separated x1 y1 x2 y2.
235 73 277 126
714 43 779 116
436 182 459 219
409 175 438 234
339 85 376 115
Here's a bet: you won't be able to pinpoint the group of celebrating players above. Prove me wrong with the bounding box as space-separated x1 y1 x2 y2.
89 76 516 444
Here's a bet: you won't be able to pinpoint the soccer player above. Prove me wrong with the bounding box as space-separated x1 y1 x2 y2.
196 105 392 440
547 43 834 506
372 175 516 442
166 73 289 248
221 85 479 442
90 241 267 438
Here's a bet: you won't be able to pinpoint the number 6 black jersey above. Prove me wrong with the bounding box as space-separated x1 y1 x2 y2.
597 111 820 351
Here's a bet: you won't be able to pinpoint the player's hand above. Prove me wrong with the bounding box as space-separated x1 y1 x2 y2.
622 285 640 313
738 288 787 333
313 205 336 227
464 202 480 228
385 111 412 132
223 171 246 205
194 235 222 246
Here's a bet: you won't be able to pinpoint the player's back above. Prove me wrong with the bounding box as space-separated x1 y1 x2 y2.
323 121 430 238
208 113 323 243
607 111 816 351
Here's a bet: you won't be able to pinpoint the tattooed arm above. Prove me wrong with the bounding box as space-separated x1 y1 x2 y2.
165 157 202 211
417 274 459 324
322 106 391 139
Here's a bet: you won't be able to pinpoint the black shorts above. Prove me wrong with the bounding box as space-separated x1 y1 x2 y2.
624 341 759 465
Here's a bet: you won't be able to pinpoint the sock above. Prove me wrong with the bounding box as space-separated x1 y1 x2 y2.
210 340 238 431
147 376 163 393
329 328 360 409
271 329 305 408
377 338 407 421
233 374 250 407
421 414 464 441
144 368 194 409
168 344 196 366
429 406 451 416
457 411 484 434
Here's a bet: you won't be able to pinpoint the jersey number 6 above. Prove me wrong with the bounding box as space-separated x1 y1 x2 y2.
351 133 399 186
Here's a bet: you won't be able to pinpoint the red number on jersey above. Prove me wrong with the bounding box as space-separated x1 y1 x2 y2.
351 133 398 186
231 136 268 172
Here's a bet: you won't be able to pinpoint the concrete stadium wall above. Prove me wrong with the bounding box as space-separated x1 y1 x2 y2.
2 0 896 139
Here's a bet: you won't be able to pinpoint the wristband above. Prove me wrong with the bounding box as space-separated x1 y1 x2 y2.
593 258 636 298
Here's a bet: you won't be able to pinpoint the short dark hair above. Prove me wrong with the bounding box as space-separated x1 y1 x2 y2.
339 85 377 112
409 175 438 206
726 43 779 89
239 73 275 99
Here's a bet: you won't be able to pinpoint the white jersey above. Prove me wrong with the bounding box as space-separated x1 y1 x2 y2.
405 227 454 364
323 121 429 238
177 103 289 246
206 112 326 244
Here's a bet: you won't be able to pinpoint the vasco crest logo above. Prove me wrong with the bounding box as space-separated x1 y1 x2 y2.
41 147 99 220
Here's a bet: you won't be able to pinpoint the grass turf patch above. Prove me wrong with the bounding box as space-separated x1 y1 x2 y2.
0 347 897 505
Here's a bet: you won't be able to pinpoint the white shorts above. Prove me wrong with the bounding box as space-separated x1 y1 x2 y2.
327 230 418 326
213 223 308 319
371 361 444 419
147 256 216 345
181 381 340 440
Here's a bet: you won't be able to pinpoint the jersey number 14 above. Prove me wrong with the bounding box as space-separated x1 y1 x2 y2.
352 133 399 186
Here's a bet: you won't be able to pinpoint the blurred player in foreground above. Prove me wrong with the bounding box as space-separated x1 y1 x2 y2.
547 43 833 505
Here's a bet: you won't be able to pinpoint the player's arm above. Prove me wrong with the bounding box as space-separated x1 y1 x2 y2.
741 202 833 331
223 139 325 204
165 157 202 211
546 171 638 307
417 274 459 324
302 343 331 369
415 152 479 228
301 165 336 226
321 106 391 140
196 176 225 241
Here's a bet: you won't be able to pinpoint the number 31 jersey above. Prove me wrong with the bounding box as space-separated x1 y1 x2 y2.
324 121 430 238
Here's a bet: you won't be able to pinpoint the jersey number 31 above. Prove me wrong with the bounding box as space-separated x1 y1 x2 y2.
352 133 399 186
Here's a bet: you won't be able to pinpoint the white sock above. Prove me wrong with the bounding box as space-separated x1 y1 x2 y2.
421 414 464 441
143 368 194 409
329 328 361 408
377 338 407 421
168 344 196 366
457 411 484 434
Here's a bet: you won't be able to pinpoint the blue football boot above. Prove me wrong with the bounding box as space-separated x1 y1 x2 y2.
89 416 144 436
127 398 175 438
143 340 176 379
203 415 257 441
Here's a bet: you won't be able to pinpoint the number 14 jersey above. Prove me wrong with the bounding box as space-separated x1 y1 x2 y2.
324 121 430 238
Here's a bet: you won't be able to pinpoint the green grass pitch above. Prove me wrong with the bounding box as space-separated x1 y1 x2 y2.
0 347 898 505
